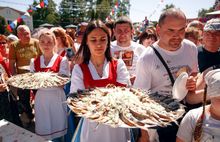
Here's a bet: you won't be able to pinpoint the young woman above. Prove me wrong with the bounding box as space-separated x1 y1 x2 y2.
70 20 131 142
30 31 70 141
52 28 71 57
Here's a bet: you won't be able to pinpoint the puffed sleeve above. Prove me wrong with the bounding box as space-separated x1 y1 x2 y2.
116 59 131 86
70 64 85 93
29 58 35 73
177 109 198 142
59 57 70 76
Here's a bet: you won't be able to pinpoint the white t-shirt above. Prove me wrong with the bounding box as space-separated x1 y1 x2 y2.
111 41 146 76
134 39 198 95
70 59 130 93
177 106 220 142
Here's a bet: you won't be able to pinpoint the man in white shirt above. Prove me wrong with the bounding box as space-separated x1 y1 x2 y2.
134 8 198 142
111 16 145 84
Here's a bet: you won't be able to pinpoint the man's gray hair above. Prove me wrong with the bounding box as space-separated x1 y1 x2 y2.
17 25 30 33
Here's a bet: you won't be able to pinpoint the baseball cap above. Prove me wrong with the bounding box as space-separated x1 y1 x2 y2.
203 18 220 32
7 34 18 41
205 69 220 98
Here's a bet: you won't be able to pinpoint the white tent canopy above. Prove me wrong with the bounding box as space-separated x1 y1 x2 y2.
206 10 220 15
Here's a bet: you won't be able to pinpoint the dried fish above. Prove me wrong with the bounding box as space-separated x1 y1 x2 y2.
6 72 70 89
67 86 185 129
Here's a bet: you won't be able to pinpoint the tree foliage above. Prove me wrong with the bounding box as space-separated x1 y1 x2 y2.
198 7 214 18
59 0 115 25
31 0 59 28
197 0 216 18
116 0 130 17
0 16 6 34
94 0 111 21
162 4 175 11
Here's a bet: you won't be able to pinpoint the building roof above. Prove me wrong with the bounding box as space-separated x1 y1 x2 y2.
0 6 25 15
206 10 220 15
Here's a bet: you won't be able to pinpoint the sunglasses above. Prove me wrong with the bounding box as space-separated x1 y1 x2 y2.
0 42 6 45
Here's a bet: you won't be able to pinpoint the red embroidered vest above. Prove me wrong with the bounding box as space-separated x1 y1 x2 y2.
79 60 126 88
34 55 62 73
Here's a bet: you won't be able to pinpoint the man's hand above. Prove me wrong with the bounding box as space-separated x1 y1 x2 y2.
130 75 136 85
186 75 198 91
138 130 150 142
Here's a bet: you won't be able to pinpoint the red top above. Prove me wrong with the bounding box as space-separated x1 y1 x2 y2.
34 55 62 72
0 54 10 76
79 60 126 88
60 50 66 57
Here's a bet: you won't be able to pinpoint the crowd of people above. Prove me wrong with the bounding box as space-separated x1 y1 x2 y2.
0 7 220 142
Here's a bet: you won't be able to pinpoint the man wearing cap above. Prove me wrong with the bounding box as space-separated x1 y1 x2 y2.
177 69 220 142
198 18 220 73
186 18 220 109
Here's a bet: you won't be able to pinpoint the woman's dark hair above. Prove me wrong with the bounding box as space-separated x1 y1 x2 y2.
75 20 112 64
138 31 157 45
105 20 115 41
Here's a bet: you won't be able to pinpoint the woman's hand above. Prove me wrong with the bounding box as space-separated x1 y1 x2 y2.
0 83 7 92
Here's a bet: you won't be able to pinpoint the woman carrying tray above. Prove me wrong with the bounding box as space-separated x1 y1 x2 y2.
70 20 131 142
0 35 22 126
30 31 70 141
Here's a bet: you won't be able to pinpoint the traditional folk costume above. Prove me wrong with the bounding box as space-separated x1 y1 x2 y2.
70 59 131 142
58 49 66 57
30 54 70 140
0 54 22 126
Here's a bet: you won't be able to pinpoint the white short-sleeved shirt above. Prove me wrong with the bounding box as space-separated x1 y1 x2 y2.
177 106 220 142
70 59 130 93
134 39 198 95
111 41 146 76
30 54 70 76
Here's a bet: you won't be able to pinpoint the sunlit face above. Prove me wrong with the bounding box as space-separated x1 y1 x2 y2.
39 34 55 54
157 16 186 51
114 23 133 46
87 28 108 58
0 39 8 57
142 37 156 47
203 31 220 49
17 27 31 44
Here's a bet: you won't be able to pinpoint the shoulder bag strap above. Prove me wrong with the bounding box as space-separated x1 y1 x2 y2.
150 45 175 86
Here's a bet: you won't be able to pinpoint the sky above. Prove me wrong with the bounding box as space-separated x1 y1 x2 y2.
0 0 216 22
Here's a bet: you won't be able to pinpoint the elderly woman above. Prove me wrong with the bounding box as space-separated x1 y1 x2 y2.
70 20 130 142
0 35 9 59
177 69 220 142
0 35 21 126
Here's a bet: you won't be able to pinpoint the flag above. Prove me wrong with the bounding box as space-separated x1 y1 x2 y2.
44 0 49 6
17 17 22 23
40 1 45 8
36 4 41 8
7 25 13 32
12 20 18 27
28 9 33 13
24 12 31 17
